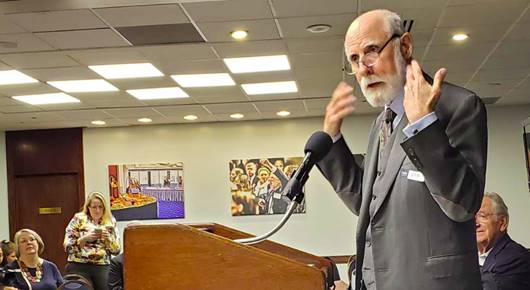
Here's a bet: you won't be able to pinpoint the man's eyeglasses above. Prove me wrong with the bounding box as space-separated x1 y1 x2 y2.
343 34 401 75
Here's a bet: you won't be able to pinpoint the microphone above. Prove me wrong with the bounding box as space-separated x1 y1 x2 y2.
284 131 333 201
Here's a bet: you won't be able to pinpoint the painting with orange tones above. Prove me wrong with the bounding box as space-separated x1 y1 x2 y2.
108 162 184 221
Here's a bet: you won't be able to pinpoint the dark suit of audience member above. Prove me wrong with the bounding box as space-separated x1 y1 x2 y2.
108 254 123 290
477 192 530 290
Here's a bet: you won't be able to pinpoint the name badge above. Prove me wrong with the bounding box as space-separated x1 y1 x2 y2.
273 193 282 199
407 170 425 182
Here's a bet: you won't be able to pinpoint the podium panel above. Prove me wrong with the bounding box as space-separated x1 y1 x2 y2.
124 223 329 290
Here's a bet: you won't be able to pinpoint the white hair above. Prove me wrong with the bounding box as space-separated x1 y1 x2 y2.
484 192 510 222
380 9 404 36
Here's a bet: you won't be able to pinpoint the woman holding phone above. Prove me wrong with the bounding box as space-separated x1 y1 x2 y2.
64 192 121 290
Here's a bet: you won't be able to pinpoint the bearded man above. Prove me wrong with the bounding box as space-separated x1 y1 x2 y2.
316 9 487 290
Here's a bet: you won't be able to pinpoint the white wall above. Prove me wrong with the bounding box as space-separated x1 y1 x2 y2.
82 116 376 258
484 105 530 246
0 131 8 239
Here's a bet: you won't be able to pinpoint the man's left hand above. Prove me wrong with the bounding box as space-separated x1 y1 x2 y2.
404 60 447 123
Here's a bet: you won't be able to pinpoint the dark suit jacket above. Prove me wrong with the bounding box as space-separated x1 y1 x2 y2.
108 254 123 290
317 77 487 290
481 234 530 290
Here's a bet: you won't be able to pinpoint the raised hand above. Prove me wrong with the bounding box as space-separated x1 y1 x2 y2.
403 60 447 123
324 82 357 137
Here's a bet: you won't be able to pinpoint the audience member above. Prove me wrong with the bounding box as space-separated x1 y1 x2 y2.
63 192 121 290
476 192 530 290
3 229 63 290
0 241 16 267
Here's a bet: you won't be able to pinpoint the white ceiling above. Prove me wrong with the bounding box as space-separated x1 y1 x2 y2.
0 0 528 130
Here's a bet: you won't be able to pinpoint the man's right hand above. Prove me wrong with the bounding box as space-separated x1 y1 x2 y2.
324 82 357 137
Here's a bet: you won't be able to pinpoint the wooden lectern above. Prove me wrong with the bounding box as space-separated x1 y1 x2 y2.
124 223 332 290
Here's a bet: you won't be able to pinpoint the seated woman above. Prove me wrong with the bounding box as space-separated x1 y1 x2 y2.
3 229 63 290
64 191 121 290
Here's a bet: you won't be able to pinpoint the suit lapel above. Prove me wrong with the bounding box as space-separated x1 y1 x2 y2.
372 114 408 218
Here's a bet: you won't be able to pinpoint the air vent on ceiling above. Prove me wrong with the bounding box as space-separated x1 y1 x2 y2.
116 23 205 46
482 97 501 105
402 19 414 32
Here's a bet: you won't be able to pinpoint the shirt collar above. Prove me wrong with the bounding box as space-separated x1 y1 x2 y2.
385 89 404 117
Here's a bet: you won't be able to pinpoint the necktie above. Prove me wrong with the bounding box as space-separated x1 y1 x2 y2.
379 107 396 154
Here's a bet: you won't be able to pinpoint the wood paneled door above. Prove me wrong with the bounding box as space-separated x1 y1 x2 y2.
6 128 85 273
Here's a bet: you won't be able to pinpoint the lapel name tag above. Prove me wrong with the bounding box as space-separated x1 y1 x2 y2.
273 193 282 199
407 170 425 182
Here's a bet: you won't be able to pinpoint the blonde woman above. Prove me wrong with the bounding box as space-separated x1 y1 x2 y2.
3 229 63 290
64 192 120 290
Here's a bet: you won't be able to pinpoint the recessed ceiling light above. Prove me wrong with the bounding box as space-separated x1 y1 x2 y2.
230 113 244 119
306 24 331 33
0 70 39 85
12 93 80 105
91 120 106 125
126 87 189 100
138 118 152 123
223 55 290 74
452 33 468 41
184 114 198 121
171 73 235 88
241 81 298 95
231 30 248 40
89 63 164 79
276 110 291 117
47 79 119 92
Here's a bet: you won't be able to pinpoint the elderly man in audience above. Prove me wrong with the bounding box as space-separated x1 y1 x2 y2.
476 192 530 290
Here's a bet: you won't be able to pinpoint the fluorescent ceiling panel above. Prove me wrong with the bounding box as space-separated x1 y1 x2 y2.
223 55 290 73
12 92 80 105
241 81 298 95
171 73 235 87
47 79 119 92
126 87 190 100
89 63 163 79
0 70 39 85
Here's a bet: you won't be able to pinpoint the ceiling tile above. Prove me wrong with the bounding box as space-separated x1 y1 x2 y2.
271 0 356 17
231 70 294 84
67 48 147 65
187 86 249 103
213 40 287 58
0 15 26 34
0 33 55 53
23 66 99 81
203 102 257 114
6 9 107 32
182 0 272 22
53 109 113 120
94 4 189 27
439 1 528 27
35 29 129 49
279 13 355 39
153 104 211 117
103 107 162 118
285 36 343 54
197 19 279 42
0 82 57 97
0 52 78 69
116 23 204 46
157 59 226 75
253 100 305 112
138 44 217 63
